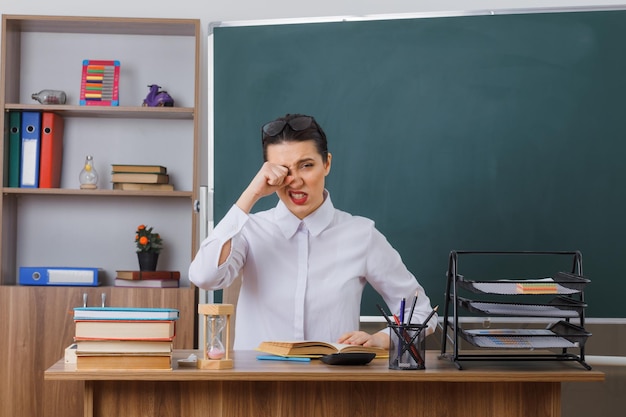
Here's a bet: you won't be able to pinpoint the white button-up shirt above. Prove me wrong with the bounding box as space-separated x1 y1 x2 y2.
189 193 437 350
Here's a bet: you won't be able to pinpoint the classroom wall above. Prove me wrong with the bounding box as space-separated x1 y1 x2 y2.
2 0 624 187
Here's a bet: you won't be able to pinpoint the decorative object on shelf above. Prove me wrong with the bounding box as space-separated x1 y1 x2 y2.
142 84 174 107
79 59 120 106
31 89 67 104
135 224 163 271
79 155 98 189
197 304 234 369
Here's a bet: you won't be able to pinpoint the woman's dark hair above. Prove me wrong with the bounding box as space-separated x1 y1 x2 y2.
261 113 329 163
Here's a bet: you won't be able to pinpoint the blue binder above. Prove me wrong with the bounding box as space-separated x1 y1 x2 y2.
19 266 101 286
20 111 42 188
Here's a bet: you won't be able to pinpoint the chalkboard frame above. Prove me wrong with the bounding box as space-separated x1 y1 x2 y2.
208 6 626 318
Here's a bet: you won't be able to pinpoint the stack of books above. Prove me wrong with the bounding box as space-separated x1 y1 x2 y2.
72 306 179 370
111 164 174 191
114 270 181 288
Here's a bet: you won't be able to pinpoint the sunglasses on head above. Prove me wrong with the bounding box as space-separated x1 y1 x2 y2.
262 116 314 137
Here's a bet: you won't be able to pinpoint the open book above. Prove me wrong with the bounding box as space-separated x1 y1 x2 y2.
257 340 388 358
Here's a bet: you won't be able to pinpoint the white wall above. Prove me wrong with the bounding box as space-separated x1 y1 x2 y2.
2 0 624 188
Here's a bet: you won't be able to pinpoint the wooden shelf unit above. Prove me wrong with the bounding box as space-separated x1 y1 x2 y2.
0 14 201 417
0 14 202 285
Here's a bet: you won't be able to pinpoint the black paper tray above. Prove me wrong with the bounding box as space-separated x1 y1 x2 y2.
456 271 589 295
460 321 591 349
458 296 586 318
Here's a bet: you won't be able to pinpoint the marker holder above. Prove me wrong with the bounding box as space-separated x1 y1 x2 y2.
388 323 426 370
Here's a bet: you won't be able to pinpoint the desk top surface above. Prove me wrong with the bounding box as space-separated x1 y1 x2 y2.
45 350 604 383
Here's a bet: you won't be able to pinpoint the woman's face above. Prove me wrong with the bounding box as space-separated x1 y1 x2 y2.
266 140 332 219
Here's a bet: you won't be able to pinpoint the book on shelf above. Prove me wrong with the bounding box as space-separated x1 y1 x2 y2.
76 354 172 370
116 270 181 281
114 278 179 288
73 306 179 321
256 340 388 358
111 164 167 174
113 182 175 191
75 340 172 354
74 319 176 341
111 172 169 184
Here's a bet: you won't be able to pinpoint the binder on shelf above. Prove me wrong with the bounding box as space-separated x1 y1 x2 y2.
20 111 42 188
7 110 21 187
19 266 101 286
39 112 65 188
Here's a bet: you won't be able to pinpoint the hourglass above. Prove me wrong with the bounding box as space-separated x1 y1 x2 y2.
197 304 234 369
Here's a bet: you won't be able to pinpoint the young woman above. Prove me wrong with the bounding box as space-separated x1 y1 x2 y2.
189 114 437 350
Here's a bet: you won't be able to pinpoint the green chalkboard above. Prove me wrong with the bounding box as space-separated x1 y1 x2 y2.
212 9 626 318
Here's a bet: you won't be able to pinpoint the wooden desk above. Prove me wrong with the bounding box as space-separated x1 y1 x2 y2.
45 350 604 417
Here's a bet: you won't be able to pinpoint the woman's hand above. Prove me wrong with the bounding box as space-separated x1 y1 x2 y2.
236 162 293 213
337 331 389 349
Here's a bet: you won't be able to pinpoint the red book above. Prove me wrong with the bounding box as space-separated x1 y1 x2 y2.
39 112 64 188
115 270 180 281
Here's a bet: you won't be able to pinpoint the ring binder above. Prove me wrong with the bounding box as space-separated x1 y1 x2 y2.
19 267 101 286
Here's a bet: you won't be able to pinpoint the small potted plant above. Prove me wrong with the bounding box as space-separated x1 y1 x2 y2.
135 224 163 271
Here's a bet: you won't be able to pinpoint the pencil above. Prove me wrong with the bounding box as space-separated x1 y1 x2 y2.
407 292 418 325
420 305 439 328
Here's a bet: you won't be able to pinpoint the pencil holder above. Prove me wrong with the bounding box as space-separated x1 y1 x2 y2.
388 323 426 370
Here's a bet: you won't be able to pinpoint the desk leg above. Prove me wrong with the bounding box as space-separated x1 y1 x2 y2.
84 381 94 417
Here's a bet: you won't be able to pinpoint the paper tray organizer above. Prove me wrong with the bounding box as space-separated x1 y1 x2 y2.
459 321 591 349
440 251 593 370
456 271 590 295
458 296 586 318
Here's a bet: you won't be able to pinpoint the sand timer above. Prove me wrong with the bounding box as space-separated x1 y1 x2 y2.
197 304 234 369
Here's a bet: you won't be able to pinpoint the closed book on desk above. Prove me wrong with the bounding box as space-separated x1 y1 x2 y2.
76 354 172 370
20 111 41 188
75 340 172 354
7 110 21 187
111 172 169 184
257 340 387 358
39 112 64 188
73 306 179 321
74 320 176 341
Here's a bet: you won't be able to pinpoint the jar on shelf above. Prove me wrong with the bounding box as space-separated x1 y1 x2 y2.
31 89 67 105
79 155 98 189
